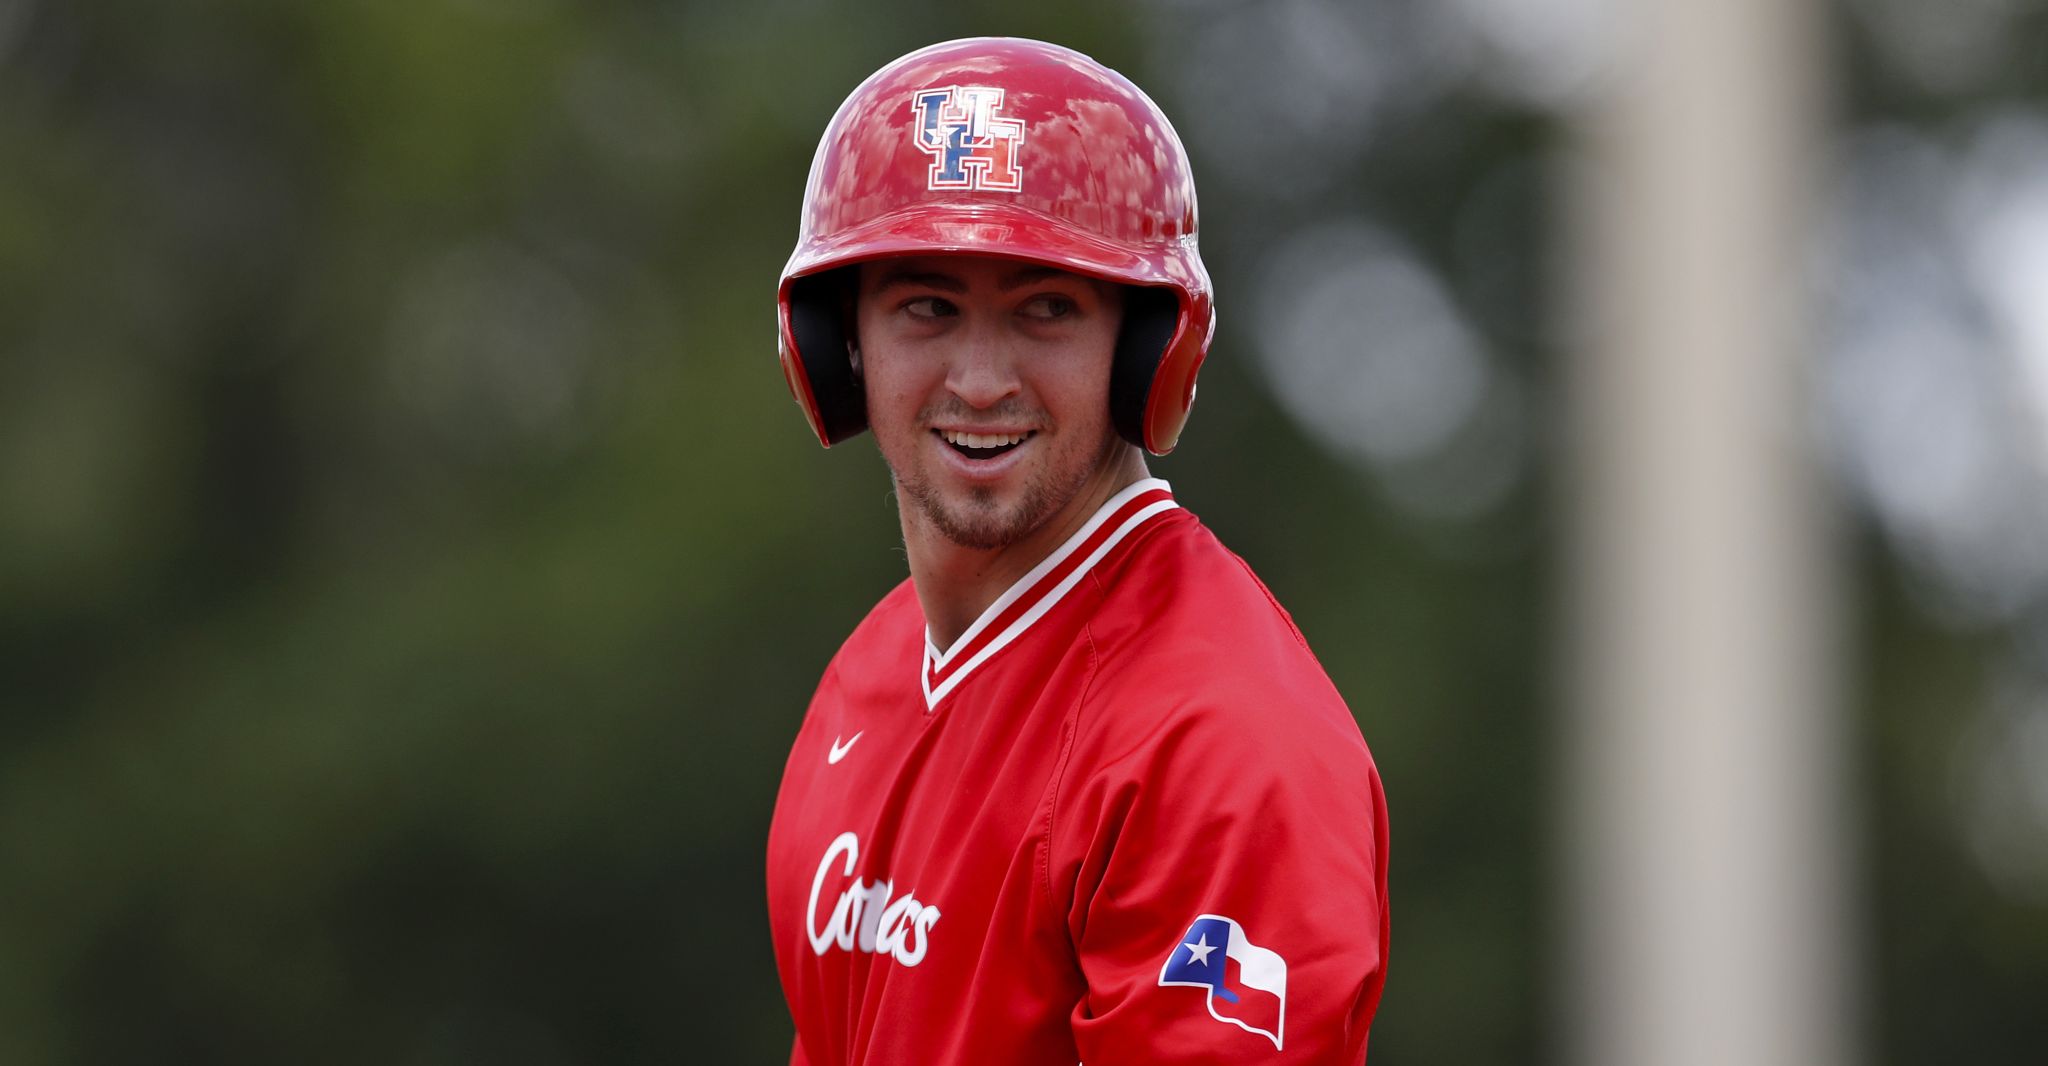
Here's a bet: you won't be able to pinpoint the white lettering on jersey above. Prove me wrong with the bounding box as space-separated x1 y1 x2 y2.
806 831 941 967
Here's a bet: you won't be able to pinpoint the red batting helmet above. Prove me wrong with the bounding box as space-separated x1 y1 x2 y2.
776 37 1215 455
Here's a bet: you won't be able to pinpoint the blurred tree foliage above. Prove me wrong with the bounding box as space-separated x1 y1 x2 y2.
0 0 2042 1064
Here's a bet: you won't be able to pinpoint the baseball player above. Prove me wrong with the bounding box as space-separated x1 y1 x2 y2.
765 37 1389 1064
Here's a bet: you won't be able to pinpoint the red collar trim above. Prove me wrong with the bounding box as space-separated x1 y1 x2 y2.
920 479 1178 711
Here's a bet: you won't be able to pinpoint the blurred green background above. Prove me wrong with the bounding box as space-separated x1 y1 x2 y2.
4 0 2046 1062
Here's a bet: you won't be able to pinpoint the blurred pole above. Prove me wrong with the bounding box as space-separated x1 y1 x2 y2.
1562 0 1853 1063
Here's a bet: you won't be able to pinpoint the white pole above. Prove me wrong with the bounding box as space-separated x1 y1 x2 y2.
1562 0 1854 1063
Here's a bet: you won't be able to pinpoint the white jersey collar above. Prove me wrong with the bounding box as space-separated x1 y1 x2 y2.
919 478 1179 711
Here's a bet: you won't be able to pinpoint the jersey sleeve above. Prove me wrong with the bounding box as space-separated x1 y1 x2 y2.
1052 696 1390 1064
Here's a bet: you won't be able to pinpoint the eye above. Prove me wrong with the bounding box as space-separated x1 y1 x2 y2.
904 296 957 319
1020 294 1078 320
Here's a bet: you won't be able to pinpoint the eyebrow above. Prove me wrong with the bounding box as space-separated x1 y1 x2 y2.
868 263 1073 295
996 265 1069 291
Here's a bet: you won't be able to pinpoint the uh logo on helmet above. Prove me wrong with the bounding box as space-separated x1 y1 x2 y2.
776 36 1217 456
912 86 1025 191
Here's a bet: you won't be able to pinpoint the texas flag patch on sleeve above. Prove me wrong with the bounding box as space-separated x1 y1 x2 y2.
1157 914 1289 1050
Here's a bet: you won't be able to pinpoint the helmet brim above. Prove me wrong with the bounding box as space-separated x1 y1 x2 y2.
779 201 1205 295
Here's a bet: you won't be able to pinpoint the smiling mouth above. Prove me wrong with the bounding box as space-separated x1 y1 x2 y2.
936 428 1035 460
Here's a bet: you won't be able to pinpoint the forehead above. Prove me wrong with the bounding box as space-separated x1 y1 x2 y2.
857 255 1107 295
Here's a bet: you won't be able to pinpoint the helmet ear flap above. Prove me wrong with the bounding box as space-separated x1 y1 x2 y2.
1110 286 1184 453
785 269 868 445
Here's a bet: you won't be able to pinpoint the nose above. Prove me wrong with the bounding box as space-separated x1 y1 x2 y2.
943 324 1021 409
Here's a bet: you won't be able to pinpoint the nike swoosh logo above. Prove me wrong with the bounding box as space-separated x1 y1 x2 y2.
827 732 863 765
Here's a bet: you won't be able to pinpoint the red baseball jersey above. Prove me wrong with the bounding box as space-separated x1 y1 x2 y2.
766 479 1390 1064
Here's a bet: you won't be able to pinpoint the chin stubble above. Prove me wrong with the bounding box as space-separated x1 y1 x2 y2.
895 428 1119 552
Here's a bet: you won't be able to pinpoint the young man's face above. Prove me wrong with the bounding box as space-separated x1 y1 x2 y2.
855 254 1127 551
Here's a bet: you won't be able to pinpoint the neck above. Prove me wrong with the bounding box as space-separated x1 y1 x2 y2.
903 448 1150 652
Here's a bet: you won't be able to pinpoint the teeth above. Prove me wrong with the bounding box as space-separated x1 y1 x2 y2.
943 430 1029 449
